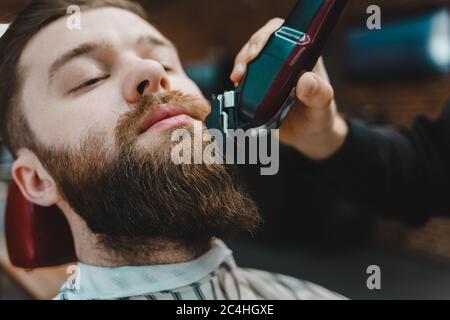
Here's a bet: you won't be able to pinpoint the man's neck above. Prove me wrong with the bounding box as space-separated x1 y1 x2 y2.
79 236 213 267
62 205 212 267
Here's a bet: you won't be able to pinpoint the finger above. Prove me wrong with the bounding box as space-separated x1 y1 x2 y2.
230 18 284 84
296 72 334 112
245 18 284 62
312 57 331 83
230 43 250 84
313 57 325 73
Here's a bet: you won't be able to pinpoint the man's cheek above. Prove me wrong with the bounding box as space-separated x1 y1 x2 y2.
170 76 204 98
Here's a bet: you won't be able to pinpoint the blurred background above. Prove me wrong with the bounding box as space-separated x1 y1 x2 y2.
0 0 449 299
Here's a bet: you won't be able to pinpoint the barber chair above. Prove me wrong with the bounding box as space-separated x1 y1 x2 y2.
1 147 76 268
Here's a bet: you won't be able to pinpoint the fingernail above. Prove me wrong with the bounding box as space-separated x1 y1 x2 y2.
301 74 318 96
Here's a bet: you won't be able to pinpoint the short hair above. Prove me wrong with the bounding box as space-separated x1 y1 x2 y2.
0 0 147 158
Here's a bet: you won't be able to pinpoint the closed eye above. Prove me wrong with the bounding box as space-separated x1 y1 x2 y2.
70 75 110 93
162 65 175 73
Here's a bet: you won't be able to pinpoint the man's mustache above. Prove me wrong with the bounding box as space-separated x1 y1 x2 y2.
115 90 210 145
136 91 188 120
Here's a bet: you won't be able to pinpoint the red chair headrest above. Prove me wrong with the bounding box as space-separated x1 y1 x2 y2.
5 181 77 268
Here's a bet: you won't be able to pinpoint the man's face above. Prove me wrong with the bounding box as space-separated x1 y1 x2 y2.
20 7 208 151
15 7 259 248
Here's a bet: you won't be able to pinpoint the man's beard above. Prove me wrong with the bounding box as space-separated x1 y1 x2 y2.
35 91 260 256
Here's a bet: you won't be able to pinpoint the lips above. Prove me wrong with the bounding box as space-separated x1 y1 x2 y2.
138 103 195 134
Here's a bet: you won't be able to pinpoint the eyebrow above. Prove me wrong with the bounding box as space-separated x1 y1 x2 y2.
136 34 172 49
48 34 172 85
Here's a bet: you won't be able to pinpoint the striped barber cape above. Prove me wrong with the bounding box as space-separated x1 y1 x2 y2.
55 240 345 300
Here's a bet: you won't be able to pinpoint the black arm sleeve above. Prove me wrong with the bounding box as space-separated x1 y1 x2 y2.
286 102 450 226
239 102 450 233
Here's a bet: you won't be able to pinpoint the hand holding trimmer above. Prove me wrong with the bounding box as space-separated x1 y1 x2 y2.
206 0 347 134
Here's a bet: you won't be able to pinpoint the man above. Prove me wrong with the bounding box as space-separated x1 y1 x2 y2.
0 0 344 300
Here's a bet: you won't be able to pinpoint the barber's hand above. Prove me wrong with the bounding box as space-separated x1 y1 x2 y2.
231 18 348 161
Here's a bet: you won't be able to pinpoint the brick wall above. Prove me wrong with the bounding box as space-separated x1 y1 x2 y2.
338 0 450 261
341 77 450 261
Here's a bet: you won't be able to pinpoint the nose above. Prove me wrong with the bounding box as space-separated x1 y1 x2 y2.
122 59 170 106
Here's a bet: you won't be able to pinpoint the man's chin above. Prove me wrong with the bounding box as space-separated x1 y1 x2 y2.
136 131 168 150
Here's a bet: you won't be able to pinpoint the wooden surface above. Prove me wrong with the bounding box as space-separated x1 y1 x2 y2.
339 77 450 125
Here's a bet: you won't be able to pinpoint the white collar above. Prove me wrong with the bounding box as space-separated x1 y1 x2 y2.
57 239 232 300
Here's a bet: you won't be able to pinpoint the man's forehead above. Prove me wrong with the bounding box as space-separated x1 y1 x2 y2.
20 7 167 69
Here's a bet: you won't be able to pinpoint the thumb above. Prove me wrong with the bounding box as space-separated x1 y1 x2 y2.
296 72 334 114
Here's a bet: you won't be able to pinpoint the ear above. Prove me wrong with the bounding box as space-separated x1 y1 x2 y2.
12 148 60 207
